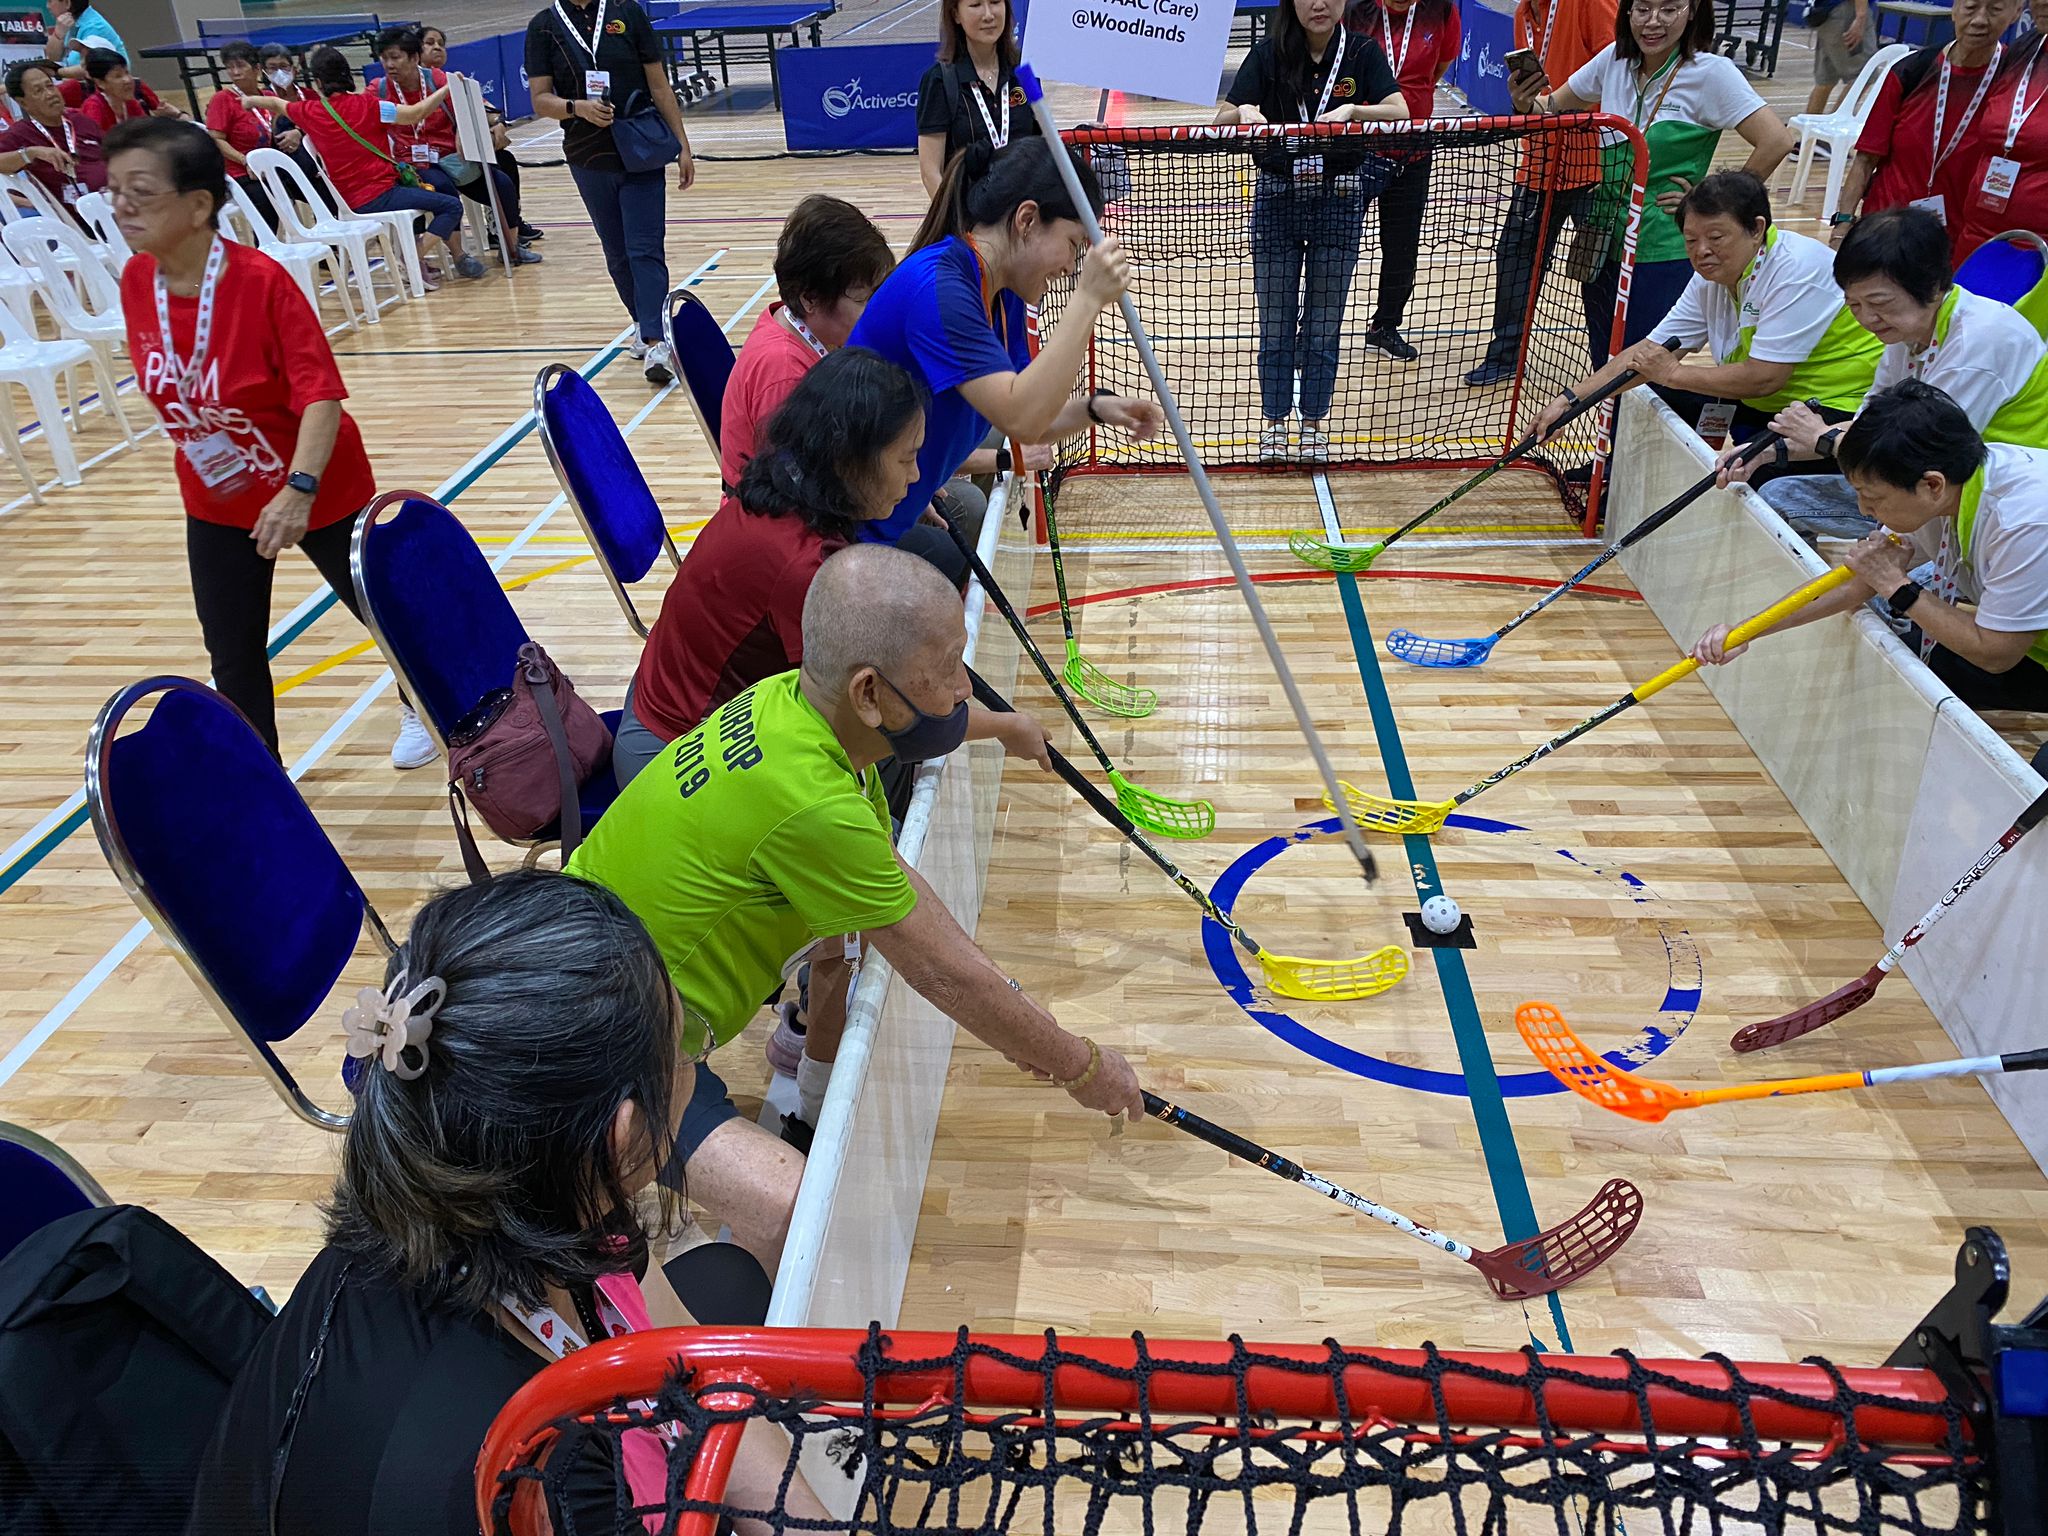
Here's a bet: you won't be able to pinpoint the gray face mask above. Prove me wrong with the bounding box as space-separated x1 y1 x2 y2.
268 68 295 88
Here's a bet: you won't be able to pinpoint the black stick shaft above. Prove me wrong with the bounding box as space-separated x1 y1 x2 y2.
1142 1091 1304 1178
971 670 1262 958
1041 470 1084 648
947 519 1120 778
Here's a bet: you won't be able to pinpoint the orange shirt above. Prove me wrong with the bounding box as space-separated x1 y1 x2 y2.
1517 0 1617 85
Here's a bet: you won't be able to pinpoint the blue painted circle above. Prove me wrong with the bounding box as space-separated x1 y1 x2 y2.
1202 814 1700 1098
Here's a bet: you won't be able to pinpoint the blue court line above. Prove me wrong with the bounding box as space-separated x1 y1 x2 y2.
1325 530 1576 1353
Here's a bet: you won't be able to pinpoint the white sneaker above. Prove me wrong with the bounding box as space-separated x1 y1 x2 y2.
627 336 649 359
1296 424 1330 464
1258 423 1290 463
391 705 437 770
643 341 674 385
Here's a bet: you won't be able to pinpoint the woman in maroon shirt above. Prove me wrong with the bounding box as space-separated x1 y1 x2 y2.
107 118 431 766
79 46 184 129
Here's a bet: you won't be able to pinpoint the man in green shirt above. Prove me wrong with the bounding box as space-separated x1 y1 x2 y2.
569 545 1142 1267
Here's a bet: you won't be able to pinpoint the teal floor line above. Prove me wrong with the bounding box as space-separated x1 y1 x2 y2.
1331 567 1576 1353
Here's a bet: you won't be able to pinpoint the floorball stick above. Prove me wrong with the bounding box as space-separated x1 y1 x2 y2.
971 670 1407 1000
1041 444 1156 718
950 521 1214 839
1518 1001 2048 1123
1144 1091 1644 1298
1287 369 1640 575
1333 562 1861 835
1385 424 1798 669
1021 70 1380 887
1732 783 2048 1052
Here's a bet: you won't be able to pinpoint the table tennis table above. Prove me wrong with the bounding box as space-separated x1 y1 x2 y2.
651 2 833 109
141 14 411 116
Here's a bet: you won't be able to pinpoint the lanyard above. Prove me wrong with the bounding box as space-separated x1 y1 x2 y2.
969 68 1010 148
553 0 608 64
1381 4 1417 77
501 1285 631 1359
960 233 1009 347
2001 47 2044 153
1629 50 1682 129
153 235 228 410
1931 42 2001 181
231 86 273 132
1536 0 1559 64
779 303 827 358
31 111 76 158
1300 39 1344 120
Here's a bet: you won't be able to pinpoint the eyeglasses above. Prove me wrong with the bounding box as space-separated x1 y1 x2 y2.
105 183 179 210
1629 3 1691 19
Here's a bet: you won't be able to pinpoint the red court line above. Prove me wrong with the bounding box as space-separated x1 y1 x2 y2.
1021 567 1642 618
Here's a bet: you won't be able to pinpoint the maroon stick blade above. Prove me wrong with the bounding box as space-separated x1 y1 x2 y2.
1729 965 1887 1054
1469 1178 1645 1300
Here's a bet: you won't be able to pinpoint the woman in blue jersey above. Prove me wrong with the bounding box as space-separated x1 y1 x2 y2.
846 136 1163 574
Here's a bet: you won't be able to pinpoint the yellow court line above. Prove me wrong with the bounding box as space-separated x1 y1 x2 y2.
270 522 712 698
1063 523 1585 541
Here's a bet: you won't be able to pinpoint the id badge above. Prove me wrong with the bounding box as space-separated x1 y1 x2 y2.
1977 155 2019 214
1695 400 1737 445
1292 153 1324 186
410 143 433 163
584 68 610 97
1910 193 1947 224
60 183 78 206
181 431 248 494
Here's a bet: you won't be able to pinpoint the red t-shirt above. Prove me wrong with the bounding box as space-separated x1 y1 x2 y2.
1857 51 1997 249
120 241 376 531
631 505 847 740
294 89 399 210
79 81 165 132
717 306 824 494
1347 0 1461 118
1957 50 2048 262
0 108 105 205
377 66 457 158
204 86 276 179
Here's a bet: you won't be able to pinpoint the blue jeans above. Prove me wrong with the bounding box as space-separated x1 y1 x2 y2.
356 181 462 243
1584 255 1694 368
1251 173 1369 421
569 161 670 344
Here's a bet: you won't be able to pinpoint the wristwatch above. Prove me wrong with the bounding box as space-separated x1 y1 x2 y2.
1816 427 1843 458
1084 388 1115 425
286 470 319 496
1887 580 1924 618
994 445 1013 473
1829 211 1859 228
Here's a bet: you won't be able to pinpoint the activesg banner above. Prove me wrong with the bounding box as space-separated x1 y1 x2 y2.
779 42 932 150
1450 0 1514 117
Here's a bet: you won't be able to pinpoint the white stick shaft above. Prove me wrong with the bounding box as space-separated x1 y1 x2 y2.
1299 1169 1474 1261
1027 99 1381 882
1881 823 2030 975
1867 1056 2005 1086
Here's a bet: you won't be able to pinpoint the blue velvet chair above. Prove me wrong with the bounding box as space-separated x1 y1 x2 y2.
535 363 681 638
0 1123 110 1265
1955 229 2048 335
85 678 393 1131
349 491 623 862
663 285 735 456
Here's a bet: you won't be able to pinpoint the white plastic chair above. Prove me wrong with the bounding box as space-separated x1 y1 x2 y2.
3 218 138 421
0 173 89 277
1788 43 1913 219
0 239 46 333
0 273 130 488
70 190 131 274
223 179 359 333
293 134 430 299
246 147 411 322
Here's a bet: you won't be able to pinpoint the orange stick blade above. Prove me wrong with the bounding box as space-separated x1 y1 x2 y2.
1514 1001 1699 1123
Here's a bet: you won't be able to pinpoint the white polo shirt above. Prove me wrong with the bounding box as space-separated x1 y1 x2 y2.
1871 286 2046 430
1907 442 2048 667
1657 227 1882 412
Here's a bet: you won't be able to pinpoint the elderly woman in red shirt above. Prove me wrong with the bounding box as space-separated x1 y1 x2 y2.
79 47 185 129
107 118 433 768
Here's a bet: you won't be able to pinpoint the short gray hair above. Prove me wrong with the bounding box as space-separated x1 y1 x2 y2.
801 544 961 690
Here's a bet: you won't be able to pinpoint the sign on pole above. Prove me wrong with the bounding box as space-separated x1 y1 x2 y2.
1019 0 1235 106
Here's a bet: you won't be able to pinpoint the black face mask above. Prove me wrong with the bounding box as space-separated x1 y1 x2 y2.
873 671 970 763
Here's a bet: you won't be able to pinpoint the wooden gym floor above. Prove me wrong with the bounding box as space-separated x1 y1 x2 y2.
0 57 2042 1371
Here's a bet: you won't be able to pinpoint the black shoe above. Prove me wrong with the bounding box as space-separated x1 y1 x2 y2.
1363 324 1419 361
518 222 545 244
1562 462 1594 486
1464 356 1515 387
779 1112 814 1155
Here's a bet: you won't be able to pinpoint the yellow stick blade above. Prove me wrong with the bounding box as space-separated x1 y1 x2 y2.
1108 770 1216 841
1257 944 1409 1002
1323 780 1453 836
1513 1001 1691 1123
1287 531 1386 574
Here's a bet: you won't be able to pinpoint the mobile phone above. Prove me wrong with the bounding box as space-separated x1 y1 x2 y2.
1505 46 1541 75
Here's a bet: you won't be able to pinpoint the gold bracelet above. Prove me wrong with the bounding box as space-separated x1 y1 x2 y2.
1050 1037 1101 1092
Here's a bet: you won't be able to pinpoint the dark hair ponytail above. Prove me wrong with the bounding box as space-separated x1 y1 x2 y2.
733 346 927 538
910 134 1104 253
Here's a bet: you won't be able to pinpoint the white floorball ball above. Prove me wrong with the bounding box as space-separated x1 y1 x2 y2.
1420 895 1462 935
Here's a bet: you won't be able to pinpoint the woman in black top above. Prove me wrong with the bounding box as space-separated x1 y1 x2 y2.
525 0 693 385
1216 0 1409 464
915 0 1039 199
184 871 829 1536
